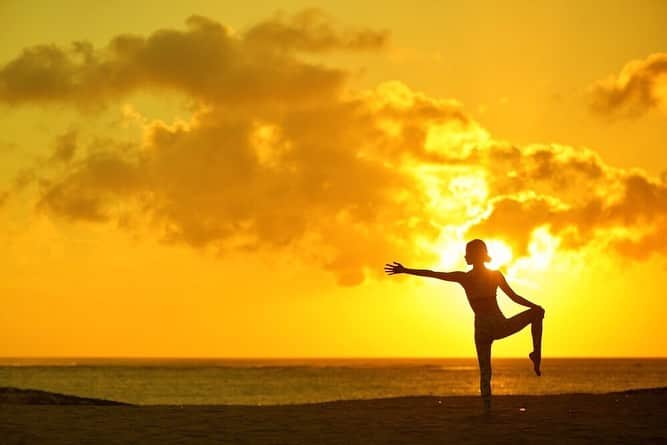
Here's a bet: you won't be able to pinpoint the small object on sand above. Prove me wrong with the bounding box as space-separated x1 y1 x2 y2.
437 400 442 404
519 407 526 412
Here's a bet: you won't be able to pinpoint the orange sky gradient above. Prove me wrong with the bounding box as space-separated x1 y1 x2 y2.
1 1 667 358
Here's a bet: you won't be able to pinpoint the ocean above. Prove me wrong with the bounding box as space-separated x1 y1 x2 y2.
1 358 666 405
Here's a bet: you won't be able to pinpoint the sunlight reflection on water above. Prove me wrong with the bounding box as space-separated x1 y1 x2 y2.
1 358 665 405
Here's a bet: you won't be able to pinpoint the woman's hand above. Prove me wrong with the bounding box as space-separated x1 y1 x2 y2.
384 261 406 275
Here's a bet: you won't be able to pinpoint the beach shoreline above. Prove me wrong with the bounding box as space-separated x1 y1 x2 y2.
2 387 666 444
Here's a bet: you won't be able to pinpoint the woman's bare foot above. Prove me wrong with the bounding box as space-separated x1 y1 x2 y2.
529 351 541 376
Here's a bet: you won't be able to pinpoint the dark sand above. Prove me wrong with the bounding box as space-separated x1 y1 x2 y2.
2 387 666 444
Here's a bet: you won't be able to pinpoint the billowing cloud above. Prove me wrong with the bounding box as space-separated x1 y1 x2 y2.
0 9 387 108
30 79 473 285
590 52 667 117
424 140 667 260
468 168 667 259
2 12 667 285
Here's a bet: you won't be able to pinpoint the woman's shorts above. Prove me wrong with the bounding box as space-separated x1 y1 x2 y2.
474 314 506 343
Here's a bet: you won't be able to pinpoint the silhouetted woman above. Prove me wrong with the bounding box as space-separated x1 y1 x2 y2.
384 239 544 410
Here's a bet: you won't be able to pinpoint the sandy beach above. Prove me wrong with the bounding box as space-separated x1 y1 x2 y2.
1 387 666 444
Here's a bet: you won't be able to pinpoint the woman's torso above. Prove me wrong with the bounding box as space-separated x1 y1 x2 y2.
460 268 504 319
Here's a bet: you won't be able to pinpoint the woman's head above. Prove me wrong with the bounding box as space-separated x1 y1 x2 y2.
465 239 492 266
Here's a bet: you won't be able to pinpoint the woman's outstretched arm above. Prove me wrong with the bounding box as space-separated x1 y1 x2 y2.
384 262 465 283
497 271 541 308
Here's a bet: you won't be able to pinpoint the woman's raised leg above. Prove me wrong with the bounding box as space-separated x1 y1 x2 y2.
495 306 545 375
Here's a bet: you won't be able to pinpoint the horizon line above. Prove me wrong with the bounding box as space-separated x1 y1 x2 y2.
2 355 667 360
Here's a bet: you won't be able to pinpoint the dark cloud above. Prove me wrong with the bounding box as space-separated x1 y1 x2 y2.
590 52 667 117
34 96 441 285
0 11 386 109
38 149 144 222
50 130 78 164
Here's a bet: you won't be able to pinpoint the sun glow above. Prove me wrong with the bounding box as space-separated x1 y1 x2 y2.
433 234 464 270
485 239 513 269
527 227 559 268
508 226 561 279
448 174 488 217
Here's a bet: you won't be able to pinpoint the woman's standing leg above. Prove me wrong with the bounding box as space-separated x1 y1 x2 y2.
474 338 492 410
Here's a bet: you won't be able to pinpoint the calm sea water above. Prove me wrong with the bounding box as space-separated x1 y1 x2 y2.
1 358 666 405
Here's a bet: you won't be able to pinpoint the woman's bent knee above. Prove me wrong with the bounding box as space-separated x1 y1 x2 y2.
532 306 545 320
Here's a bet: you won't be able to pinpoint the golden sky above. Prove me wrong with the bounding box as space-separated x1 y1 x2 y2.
1 1 666 357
